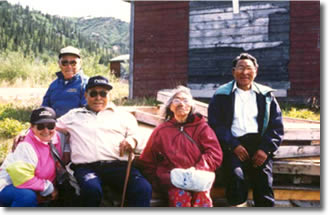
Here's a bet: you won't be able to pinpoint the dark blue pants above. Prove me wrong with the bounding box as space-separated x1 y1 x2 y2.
72 161 152 207
223 134 275 207
0 184 38 207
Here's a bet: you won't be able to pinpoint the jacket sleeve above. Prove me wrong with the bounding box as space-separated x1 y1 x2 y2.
123 112 141 153
6 142 54 195
195 124 223 171
41 85 52 107
208 95 241 152
259 96 284 154
80 77 88 107
138 130 161 190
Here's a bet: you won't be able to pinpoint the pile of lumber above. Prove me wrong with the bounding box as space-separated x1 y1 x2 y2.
125 90 320 207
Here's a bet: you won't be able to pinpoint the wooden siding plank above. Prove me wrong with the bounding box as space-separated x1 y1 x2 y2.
273 161 320 176
274 145 320 159
210 187 320 201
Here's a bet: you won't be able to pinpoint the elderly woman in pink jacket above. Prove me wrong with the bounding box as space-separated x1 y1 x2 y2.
0 107 62 207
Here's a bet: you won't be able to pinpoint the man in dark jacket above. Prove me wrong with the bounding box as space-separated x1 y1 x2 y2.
208 53 284 207
42 46 88 118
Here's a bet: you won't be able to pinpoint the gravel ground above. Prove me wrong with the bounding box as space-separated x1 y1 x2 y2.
0 88 47 104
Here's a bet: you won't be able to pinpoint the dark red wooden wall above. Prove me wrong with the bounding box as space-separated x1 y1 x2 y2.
288 1 320 100
133 1 189 97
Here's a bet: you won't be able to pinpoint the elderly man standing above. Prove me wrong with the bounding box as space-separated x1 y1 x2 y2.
208 53 284 207
42 46 88 118
55 75 152 207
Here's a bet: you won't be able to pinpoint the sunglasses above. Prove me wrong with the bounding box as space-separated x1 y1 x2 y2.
88 90 108 98
61 60 77 67
36 123 56 131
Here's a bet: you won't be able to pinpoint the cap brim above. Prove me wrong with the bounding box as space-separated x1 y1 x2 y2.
59 53 80 59
34 118 57 124
87 84 113 91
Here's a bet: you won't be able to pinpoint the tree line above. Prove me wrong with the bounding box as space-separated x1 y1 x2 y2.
0 1 128 64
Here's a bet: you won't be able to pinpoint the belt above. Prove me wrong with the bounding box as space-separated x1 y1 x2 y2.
71 160 128 170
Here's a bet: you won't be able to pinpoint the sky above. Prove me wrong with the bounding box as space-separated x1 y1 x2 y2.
6 0 131 22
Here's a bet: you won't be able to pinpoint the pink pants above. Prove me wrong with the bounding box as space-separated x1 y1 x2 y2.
168 187 213 207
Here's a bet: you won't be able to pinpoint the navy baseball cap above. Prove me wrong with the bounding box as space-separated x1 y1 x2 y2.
30 107 57 124
86 75 113 91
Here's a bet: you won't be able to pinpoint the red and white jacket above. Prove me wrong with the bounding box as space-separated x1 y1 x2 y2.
139 114 223 191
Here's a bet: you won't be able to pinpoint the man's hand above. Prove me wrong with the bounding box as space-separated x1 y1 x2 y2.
233 145 249 162
252 149 268 167
37 188 58 203
119 140 133 157
50 188 59 201
12 134 25 152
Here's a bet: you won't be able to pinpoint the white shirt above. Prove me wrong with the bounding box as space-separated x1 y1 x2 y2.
56 104 139 164
231 83 258 137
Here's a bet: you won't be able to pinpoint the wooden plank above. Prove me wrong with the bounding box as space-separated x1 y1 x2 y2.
274 174 320 185
157 90 208 117
134 110 163 127
283 128 320 141
273 160 320 176
283 117 320 124
278 156 320 164
210 186 320 201
188 83 287 98
274 145 320 159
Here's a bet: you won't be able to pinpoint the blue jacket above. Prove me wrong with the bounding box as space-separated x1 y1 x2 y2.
208 80 284 155
42 71 88 118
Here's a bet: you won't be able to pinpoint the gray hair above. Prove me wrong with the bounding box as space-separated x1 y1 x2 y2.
163 85 196 121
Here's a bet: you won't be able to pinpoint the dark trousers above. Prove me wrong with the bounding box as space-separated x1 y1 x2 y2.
72 161 152 207
223 134 274 207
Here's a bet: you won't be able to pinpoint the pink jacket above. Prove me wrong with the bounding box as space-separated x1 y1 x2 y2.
2 129 62 193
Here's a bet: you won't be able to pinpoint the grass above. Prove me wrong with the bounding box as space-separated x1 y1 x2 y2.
280 103 320 121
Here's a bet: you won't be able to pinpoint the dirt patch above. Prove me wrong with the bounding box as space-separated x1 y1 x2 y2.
0 88 47 105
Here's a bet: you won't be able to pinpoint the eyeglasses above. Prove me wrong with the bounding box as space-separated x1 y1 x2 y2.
234 66 256 72
88 90 108 98
172 98 191 105
36 123 56 131
61 60 77 67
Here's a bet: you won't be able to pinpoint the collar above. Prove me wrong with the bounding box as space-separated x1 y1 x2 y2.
232 82 259 94
56 70 83 81
216 80 274 96
27 129 59 146
84 102 116 114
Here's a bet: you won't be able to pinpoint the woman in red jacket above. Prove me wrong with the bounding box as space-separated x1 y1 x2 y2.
139 86 223 207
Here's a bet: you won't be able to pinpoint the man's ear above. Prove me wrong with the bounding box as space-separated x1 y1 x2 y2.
254 68 258 78
232 68 236 78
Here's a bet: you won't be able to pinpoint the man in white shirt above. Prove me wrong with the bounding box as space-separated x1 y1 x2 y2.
56 75 152 207
208 53 284 207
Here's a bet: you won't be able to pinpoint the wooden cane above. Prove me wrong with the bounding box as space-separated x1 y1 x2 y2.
121 151 133 207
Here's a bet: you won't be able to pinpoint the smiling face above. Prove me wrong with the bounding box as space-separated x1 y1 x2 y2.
232 59 258 91
31 123 56 142
169 92 192 123
58 54 81 80
85 86 109 112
